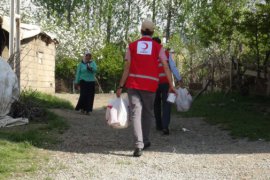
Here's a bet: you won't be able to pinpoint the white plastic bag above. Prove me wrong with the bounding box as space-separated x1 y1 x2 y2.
0 58 20 117
105 97 129 129
0 58 29 128
175 87 192 112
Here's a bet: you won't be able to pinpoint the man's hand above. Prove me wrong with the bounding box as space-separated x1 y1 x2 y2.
178 80 184 88
116 87 123 97
169 86 177 94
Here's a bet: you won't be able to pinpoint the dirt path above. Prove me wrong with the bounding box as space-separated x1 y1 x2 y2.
17 93 270 180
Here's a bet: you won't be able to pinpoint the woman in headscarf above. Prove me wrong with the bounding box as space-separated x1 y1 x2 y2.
74 49 97 115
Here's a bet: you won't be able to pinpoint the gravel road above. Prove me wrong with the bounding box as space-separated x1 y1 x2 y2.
14 93 270 180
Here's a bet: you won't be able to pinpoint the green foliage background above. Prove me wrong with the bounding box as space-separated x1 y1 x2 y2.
95 43 125 92
1 0 270 92
55 57 78 80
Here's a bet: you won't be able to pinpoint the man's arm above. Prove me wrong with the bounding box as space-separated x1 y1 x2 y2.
159 48 176 93
168 54 183 87
160 60 175 91
116 60 130 97
169 54 181 81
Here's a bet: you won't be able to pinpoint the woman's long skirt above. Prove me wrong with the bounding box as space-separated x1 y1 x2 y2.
75 80 95 113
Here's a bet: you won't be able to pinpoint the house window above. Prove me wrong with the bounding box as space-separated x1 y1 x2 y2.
37 51 44 64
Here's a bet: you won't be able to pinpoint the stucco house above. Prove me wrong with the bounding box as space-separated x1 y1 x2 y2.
0 16 57 93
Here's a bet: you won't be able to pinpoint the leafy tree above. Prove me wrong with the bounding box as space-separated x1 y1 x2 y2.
55 57 78 80
95 43 125 92
237 1 270 77
2 0 270 93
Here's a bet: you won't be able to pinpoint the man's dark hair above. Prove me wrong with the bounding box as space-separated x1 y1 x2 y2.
0 16 2 28
152 37 161 44
0 17 9 56
141 29 154 36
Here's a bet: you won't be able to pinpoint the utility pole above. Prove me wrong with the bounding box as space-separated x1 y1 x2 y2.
9 0 21 90
16 0 21 90
9 0 15 59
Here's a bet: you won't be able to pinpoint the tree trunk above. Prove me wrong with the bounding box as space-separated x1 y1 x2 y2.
47 2 50 18
106 2 112 43
211 58 215 92
124 0 132 43
165 0 172 43
190 55 193 83
255 16 260 78
152 0 156 23
98 0 103 31
263 51 270 79
67 0 72 27
86 0 90 29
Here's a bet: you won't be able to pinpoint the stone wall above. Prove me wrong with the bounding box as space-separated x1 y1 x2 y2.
19 36 56 93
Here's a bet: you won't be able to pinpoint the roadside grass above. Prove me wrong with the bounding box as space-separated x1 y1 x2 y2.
0 111 69 147
0 90 73 179
0 141 47 180
177 92 270 141
20 90 74 109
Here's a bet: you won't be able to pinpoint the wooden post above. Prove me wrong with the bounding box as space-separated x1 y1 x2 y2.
230 57 233 90
211 58 214 92
267 68 270 96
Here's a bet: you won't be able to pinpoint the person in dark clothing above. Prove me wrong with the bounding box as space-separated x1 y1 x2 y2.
75 50 97 115
152 37 183 135
0 16 9 57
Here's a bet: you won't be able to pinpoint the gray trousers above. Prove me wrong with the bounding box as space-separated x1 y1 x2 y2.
127 88 156 149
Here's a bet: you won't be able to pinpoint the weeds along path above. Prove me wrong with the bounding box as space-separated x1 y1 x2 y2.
17 93 270 180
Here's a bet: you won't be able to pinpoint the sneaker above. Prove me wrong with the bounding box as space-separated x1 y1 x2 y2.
133 148 143 157
143 142 151 150
162 128 170 135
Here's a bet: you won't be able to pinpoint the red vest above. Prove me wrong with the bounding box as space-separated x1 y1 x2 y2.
125 37 162 92
158 50 170 84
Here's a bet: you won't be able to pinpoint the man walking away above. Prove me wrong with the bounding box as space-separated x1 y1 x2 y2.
152 37 183 135
116 20 176 157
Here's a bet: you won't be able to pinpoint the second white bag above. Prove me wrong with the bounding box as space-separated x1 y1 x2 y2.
175 88 192 112
105 97 129 129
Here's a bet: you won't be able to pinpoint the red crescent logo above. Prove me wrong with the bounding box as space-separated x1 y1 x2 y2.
142 42 148 50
